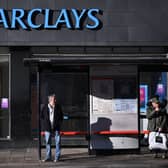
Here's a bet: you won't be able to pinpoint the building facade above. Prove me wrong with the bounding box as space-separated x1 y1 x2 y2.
0 0 168 154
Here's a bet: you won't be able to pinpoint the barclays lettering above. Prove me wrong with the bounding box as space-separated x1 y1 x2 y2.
0 8 103 30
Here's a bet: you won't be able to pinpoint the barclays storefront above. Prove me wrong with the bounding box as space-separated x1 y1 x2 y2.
0 0 168 158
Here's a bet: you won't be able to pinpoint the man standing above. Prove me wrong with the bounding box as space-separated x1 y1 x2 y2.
40 94 63 162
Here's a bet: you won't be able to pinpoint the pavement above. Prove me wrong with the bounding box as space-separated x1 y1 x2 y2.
0 141 168 167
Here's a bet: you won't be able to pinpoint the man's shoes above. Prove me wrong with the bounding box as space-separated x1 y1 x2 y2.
154 153 158 158
53 158 60 163
162 154 167 159
53 159 58 163
42 158 52 162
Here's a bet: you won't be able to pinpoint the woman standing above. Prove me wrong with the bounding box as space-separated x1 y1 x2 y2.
147 97 168 159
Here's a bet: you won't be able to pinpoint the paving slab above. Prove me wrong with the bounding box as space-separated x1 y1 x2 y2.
0 147 168 167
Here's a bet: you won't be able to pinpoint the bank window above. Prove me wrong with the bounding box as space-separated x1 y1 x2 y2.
140 71 167 114
114 77 137 98
0 56 10 139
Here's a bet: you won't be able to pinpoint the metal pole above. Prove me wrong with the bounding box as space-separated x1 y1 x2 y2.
37 66 41 160
137 66 141 152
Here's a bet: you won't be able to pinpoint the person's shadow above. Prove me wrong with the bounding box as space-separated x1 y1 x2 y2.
91 117 113 151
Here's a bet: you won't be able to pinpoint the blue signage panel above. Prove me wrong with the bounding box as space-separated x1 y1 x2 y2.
0 8 103 30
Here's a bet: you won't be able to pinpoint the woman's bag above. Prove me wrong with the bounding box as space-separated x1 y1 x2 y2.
148 132 168 151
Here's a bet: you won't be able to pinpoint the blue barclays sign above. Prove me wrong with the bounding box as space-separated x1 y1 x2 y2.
0 8 103 30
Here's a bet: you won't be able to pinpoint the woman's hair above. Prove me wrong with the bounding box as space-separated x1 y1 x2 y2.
160 99 167 108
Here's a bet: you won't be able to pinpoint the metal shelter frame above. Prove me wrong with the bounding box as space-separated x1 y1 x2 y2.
24 55 168 160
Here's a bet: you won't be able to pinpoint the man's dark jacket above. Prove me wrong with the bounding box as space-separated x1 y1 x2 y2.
40 104 63 132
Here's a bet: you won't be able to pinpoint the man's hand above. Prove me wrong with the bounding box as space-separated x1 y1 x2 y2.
155 107 159 111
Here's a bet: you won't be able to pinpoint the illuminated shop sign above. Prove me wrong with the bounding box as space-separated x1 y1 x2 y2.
140 85 148 113
0 8 103 30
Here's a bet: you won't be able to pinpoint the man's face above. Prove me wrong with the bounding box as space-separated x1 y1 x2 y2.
49 96 56 105
152 102 159 108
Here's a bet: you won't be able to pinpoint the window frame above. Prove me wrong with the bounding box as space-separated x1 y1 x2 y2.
0 54 11 140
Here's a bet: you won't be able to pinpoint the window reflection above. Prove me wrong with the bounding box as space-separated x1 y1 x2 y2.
0 56 9 139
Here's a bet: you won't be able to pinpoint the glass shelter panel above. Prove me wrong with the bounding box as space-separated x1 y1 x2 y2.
40 71 89 146
90 65 139 150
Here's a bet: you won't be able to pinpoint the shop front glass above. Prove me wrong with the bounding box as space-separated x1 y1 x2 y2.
90 65 139 150
39 67 89 146
0 56 10 139
140 70 168 144
140 71 167 113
